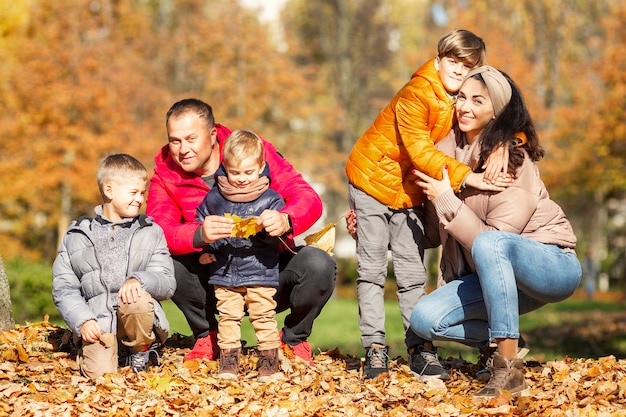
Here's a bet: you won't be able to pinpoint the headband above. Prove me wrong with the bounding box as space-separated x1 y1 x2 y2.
465 66 512 116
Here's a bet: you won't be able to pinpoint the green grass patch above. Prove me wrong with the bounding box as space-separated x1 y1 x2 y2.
7 256 625 363
163 295 626 362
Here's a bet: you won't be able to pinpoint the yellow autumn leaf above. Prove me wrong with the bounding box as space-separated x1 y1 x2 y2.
0 330 20 344
225 213 261 238
16 343 29 363
303 223 336 255
1 349 18 362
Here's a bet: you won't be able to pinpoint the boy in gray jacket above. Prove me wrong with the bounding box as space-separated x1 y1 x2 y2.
52 154 176 380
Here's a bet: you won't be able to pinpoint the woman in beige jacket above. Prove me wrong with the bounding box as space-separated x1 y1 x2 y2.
410 67 581 397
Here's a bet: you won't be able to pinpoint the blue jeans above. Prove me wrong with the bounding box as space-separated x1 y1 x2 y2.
410 231 581 347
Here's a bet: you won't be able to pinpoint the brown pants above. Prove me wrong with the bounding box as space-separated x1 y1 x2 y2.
78 290 164 380
215 286 280 351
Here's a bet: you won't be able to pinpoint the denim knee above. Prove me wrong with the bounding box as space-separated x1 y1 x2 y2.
471 231 500 260
409 302 435 341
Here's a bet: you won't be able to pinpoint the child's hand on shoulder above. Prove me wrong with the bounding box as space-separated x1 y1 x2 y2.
80 319 102 343
199 253 217 264
119 278 141 304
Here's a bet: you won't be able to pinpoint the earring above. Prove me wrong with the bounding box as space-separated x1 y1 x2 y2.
434 60 440 71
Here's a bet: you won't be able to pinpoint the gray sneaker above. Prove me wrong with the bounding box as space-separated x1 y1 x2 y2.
363 343 389 379
409 344 450 381
126 342 161 373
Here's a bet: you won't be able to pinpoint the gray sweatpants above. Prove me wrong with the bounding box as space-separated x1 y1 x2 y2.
348 183 426 350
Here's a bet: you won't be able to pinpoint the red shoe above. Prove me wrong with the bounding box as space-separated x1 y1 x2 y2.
279 329 313 366
184 330 219 362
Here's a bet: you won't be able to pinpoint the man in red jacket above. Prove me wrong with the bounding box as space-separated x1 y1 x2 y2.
147 98 336 365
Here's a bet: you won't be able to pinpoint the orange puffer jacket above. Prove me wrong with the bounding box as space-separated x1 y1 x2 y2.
346 58 471 209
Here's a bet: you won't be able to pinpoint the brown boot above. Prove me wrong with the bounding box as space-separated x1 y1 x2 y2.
475 352 527 398
218 348 240 379
256 348 279 382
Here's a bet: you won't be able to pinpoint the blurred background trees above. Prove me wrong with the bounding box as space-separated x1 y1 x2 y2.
0 0 625 303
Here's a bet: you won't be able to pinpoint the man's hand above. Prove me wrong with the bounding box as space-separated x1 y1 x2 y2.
80 319 102 344
119 278 141 304
414 165 453 201
257 210 290 237
201 215 234 244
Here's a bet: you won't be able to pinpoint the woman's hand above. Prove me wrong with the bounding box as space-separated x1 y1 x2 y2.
414 165 453 201
345 209 357 240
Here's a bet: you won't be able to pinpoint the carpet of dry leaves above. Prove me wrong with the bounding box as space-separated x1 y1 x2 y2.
1 319 626 417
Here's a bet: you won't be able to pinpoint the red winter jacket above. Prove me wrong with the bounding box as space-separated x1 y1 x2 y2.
146 124 322 256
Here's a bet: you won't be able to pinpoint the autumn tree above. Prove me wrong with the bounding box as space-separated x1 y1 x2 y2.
0 255 14 331
0 1 169 259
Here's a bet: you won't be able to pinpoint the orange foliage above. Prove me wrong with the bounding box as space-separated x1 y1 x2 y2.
0 0 624 260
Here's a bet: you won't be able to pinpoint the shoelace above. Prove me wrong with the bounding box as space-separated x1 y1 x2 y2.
367 348 388 368
221 353 238 367
257 356 276 370
483 362 512 389
130 352 147 370
413 348 441 375
131 345 161 369
420 349 440 366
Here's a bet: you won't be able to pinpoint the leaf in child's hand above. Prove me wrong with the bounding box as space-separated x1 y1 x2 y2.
225 213 261 238
303 223 336 255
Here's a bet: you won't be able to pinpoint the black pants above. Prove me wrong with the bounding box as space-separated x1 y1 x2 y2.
171 246 337 345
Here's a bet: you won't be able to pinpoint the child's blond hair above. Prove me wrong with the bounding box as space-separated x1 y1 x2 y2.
96 154 147 197
223 130 265 167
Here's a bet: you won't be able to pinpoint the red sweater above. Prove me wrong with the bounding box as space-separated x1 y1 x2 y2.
146 124 322 255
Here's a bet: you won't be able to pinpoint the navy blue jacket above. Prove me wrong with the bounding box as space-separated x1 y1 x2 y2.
196 165 285 288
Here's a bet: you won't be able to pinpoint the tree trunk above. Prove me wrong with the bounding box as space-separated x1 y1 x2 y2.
0 255 15 330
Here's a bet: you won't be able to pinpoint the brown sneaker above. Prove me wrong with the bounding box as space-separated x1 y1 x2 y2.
476 336 529 382
256 348 279 382
218 348 240 379
474 352 527 398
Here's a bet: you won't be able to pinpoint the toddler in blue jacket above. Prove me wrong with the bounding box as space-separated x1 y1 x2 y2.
196 130 285 381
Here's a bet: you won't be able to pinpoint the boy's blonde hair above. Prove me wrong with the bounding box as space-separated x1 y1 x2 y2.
96 154 147 197
437 29 486 68
223 130 265 167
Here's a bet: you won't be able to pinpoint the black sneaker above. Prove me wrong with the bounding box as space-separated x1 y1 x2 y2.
126 342 161 373
476 336 529 383
409 344 450 381
363 343 389 379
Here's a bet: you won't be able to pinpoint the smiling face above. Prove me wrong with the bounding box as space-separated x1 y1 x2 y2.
167 112 219 177
436 56 474 93
455 77 495 143
223 157 265 188
102 176 147 222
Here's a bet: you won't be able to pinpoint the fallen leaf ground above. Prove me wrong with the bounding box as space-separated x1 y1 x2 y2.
1 320 626 417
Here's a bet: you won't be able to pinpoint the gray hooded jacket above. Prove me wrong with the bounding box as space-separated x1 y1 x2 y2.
52 210 176 339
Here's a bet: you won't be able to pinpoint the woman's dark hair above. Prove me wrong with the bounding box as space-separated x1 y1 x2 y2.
476 72 544 174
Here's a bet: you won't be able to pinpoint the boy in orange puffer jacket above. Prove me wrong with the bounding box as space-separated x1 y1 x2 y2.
346 29 510 380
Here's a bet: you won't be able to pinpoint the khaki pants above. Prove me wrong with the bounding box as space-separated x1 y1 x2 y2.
78 289 162 380
215 286 279 351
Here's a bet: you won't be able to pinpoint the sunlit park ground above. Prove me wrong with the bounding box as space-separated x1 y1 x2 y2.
162 290 626 364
